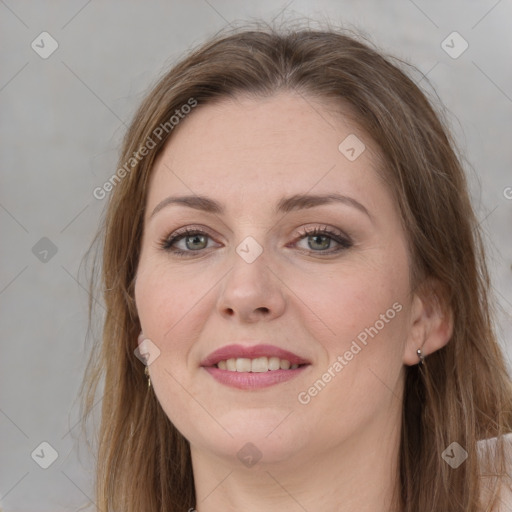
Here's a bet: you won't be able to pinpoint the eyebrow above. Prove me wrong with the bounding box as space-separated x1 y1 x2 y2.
149 193 371 220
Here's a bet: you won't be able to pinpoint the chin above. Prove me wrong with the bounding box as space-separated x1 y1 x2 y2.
188 407 309 467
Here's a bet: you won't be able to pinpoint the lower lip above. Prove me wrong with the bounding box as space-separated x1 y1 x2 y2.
203 366 308 390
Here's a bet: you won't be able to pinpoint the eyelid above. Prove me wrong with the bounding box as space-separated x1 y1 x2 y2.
294 224 346 239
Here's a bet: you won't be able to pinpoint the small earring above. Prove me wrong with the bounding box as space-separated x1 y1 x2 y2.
138 331 152 389
417 348 425 365
145 365 151 389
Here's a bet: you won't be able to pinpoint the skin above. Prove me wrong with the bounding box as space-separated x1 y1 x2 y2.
134 91 452 512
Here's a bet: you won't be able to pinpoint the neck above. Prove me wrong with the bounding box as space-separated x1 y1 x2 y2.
191 418 402 512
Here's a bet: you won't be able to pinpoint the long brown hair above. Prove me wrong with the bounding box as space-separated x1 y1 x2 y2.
81 21 512 511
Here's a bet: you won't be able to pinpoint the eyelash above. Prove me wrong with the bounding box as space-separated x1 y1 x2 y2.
158 225 353 257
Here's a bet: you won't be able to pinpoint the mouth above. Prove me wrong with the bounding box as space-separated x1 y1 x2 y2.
215 356 305 372
201 344 311 390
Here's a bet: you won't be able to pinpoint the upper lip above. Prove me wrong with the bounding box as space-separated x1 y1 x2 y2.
201 344 310 367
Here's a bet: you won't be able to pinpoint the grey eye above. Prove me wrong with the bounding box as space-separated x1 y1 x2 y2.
184 234 208 250
307 234 332 251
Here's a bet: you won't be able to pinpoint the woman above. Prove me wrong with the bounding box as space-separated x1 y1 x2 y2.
82 22 512 511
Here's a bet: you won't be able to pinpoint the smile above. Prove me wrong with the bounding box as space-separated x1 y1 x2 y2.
201 343 311 390
216 357 301 372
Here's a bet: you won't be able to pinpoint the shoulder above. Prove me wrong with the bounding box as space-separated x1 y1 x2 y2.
477 433 512 511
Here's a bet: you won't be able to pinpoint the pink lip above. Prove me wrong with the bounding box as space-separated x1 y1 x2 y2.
200 344 310 390
200 344 309 367
204 366 308 390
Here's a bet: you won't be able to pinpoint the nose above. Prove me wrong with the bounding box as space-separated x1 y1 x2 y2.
216 248 286 323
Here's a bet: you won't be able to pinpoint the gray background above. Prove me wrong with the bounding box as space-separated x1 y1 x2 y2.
1 1 511 510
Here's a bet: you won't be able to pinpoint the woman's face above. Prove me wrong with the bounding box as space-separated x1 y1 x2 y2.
135 92 415 467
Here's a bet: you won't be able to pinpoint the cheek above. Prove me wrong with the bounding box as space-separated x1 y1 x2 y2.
135 261 207 352
135 263 221 439
291 251 409 411
290 248 409 352
292 251 410 431
134 255 230 400
330 274 406 349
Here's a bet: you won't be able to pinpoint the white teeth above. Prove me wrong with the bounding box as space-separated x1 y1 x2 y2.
251 357 268 373
216 357 301 372
235 358 252 372
268 356 281 371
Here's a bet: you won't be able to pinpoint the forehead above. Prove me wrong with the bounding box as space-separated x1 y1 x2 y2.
146 91 385 215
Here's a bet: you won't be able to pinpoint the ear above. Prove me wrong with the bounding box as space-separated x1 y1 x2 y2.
403 278 453 366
